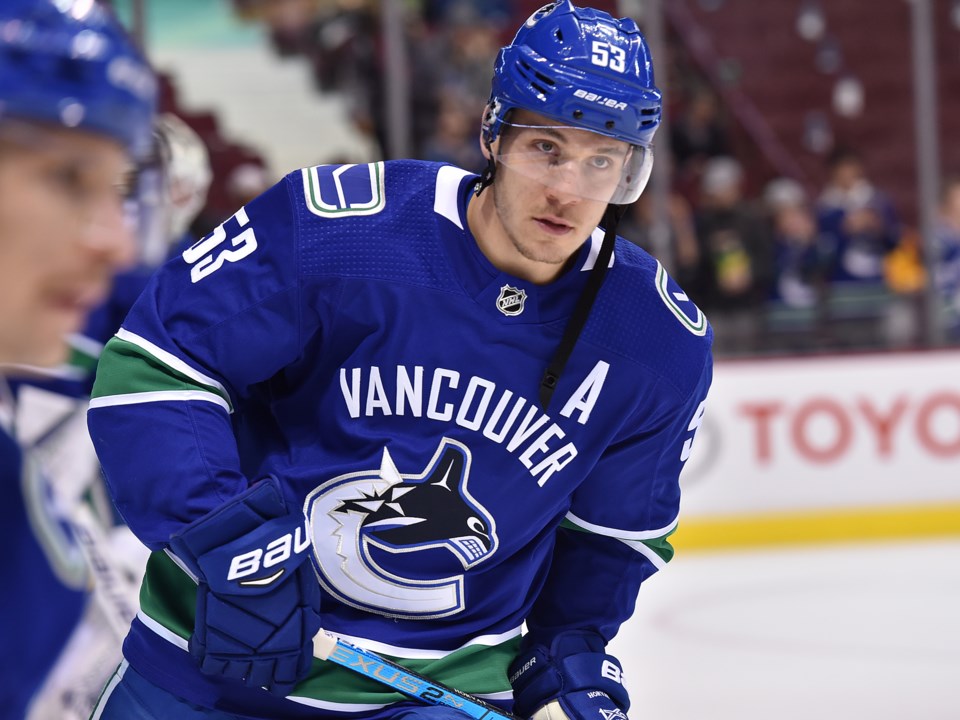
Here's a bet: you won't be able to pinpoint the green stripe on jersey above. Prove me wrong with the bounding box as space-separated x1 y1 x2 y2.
561 518 676 564
139 552 516 704
91 337 232 410
637 528 676 564
66 342 101 376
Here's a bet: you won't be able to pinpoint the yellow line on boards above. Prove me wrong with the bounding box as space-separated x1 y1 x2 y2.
672 503 960 552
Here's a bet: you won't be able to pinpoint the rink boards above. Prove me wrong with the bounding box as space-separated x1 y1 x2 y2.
674 348 960 550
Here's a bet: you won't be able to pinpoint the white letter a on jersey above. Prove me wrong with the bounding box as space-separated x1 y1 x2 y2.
560 361 609 425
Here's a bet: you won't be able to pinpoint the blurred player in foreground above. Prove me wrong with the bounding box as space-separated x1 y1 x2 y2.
0 1 156 718
12 112 210 720
88 2 713 719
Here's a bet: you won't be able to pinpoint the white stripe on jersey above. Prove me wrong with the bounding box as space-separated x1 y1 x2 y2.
433 165 473 229
617 538 669 569
89 659 129 720
565 510 679 540
89 389 230 413
331 625 523 659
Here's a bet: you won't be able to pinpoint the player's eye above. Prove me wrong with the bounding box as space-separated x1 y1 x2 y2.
533 140 557 155
48 160 128 205
588 155 614 170
48 163 90 199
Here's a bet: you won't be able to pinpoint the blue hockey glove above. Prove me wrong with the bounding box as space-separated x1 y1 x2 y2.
509 631 630 720
168 477 322 695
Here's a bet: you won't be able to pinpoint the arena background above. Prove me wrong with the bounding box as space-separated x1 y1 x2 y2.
106 1 960 717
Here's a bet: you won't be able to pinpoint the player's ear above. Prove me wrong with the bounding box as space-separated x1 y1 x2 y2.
479 135 492 161
479 105 495 161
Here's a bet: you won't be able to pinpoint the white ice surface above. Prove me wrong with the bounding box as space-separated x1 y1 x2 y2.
609 539 960 720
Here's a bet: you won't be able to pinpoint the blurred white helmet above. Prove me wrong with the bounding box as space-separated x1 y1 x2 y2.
135 113 213 267
158 113 213 240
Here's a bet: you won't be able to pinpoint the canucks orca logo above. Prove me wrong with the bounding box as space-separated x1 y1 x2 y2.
525 1 562 27
306 438 498 618
655 260 708 336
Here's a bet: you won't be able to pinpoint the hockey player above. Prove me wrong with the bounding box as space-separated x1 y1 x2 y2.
11 112 212 720
0 1 156 718
88 2 713 719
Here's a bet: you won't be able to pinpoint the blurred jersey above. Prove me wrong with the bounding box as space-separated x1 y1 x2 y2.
1 403 86 719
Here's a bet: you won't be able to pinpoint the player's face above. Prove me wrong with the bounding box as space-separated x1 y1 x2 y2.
476 110 628 284
0 124 136 366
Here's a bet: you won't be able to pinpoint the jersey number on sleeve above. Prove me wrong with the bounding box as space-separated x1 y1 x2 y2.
680 400 707 463
183 207 259 283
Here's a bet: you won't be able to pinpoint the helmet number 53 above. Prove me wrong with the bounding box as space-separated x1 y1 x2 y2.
591 41 626 72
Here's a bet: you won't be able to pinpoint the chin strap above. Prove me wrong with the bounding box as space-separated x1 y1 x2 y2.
475 138 497 196
539 203 626 412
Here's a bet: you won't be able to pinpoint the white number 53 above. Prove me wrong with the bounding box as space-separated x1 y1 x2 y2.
590 40 626 72
183 207 258 283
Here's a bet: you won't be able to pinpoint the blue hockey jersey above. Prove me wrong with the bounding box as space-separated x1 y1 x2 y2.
88 160 712 718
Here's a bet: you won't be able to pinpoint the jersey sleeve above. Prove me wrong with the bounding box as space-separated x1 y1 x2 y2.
525 351 713 645
88 174 320 549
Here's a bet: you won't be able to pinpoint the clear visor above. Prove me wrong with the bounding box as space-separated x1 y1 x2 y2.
125 158 174 268
494 121 653 204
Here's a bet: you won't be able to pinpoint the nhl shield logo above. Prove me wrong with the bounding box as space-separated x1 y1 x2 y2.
496 285 527 316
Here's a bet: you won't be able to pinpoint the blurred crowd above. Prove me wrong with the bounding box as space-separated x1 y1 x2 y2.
171 0 959 359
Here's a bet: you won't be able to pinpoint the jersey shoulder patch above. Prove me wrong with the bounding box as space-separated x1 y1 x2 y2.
583 242 711 397
654 260 708 336
294 160 461 292
301 162 386 218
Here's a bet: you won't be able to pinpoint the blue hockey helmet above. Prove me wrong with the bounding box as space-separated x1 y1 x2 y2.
482 1 662 204
0 0 157 158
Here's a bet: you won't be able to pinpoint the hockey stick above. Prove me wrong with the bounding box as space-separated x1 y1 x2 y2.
313 632 521 720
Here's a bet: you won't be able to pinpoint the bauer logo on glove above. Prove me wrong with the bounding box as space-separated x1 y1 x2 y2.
217 517 311 588
191 507 313 595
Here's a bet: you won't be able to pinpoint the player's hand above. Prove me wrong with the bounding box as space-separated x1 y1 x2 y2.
168 477 322 695
509 631 630 720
